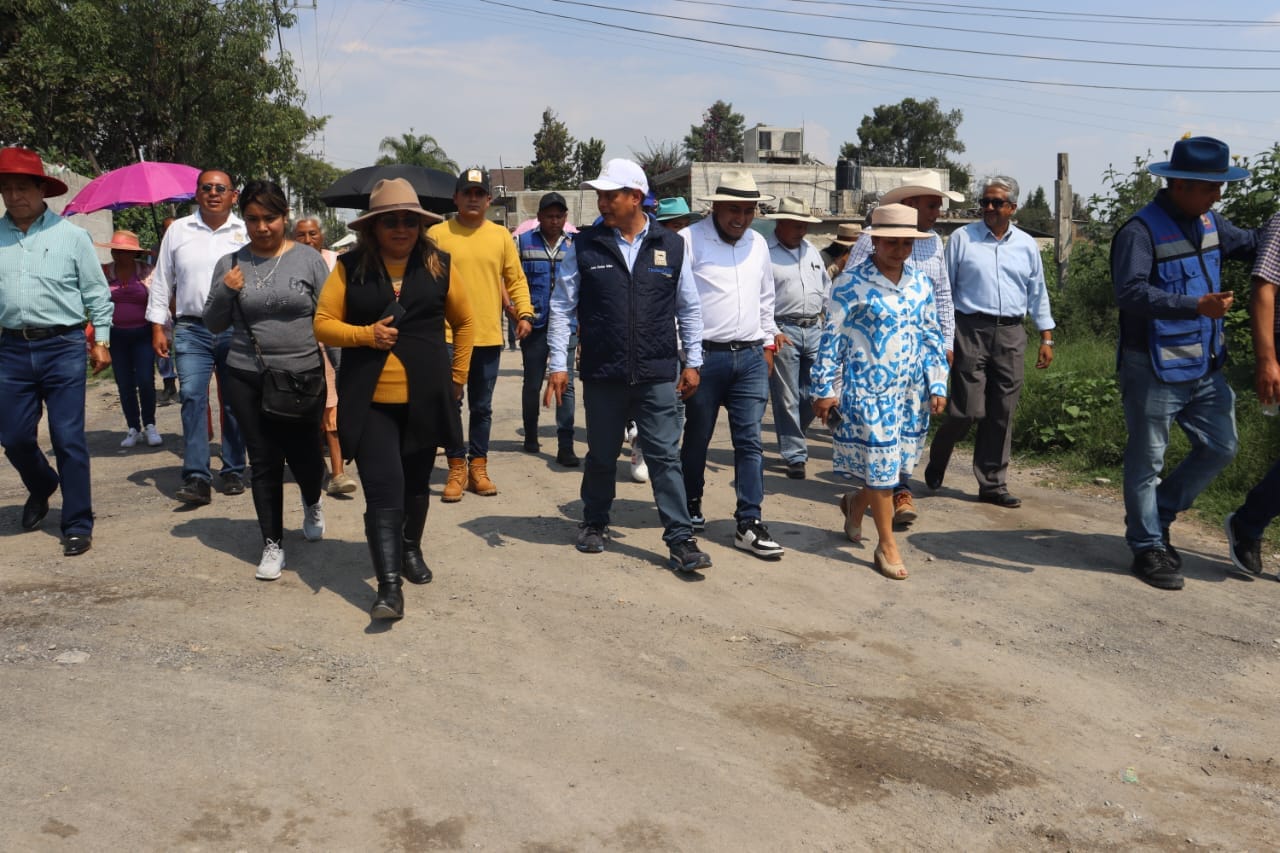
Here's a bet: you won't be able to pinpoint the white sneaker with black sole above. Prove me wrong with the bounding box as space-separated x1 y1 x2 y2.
735 519 784 559
256 539 285 580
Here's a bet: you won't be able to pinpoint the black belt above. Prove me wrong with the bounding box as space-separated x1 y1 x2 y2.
702 339 762 351
776 314 822 327
1 322 85 341
958 311 1023 327
176 315 204 323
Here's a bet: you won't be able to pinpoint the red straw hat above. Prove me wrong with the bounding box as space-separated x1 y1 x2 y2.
0 147 69 197
95 230 148 253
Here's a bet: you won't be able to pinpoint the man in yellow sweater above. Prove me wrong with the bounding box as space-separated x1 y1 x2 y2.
427 167 533 500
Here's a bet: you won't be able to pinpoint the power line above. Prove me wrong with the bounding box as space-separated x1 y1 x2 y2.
784 0 1280 27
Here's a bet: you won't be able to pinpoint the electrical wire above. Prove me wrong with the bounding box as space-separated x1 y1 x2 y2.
782 0 1280 28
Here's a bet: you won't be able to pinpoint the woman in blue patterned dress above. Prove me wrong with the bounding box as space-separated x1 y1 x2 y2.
812 204 948 579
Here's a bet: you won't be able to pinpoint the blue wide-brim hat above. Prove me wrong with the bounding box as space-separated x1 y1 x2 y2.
1148 136 1249 182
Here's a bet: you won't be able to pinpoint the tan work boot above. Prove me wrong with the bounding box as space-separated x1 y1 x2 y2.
468 457 498 496
442 457 467 502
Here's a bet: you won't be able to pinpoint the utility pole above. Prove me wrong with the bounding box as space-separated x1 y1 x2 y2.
1054 153 1072 291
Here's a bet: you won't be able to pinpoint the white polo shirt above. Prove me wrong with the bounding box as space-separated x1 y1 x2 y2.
146 210 248 324
680 217 779 344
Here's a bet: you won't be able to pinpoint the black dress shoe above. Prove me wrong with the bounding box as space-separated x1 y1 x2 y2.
555 447 580 467
522 437 541 453
978 491 1022 508
63 534 92 557
924 464 944 491
221 472 246 496
786 461 806 480
21 493 50 531
175 477 212 505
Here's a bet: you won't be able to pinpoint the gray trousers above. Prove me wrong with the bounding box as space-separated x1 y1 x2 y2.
928 312 1026 495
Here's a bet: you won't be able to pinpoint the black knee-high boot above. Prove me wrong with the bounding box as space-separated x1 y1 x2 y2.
365 509 404 620
402 493 432 584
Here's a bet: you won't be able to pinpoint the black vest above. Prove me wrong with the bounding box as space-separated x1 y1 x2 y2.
574 224 683 384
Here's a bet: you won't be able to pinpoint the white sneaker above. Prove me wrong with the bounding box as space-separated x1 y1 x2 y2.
120 428 140 448
302 498 325 541
144 424 162 446
623 420 638 443
630 446 649 483
735 519 785 559
256 539 285 580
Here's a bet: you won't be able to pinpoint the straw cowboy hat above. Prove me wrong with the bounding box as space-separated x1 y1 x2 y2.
348 178 444 228
868 204 931 239
0 147 69 197
1148 136 1249 182
95 230 148 253
829 223 862 248
879 168 965 205
766 196 821 223
698 169 775 203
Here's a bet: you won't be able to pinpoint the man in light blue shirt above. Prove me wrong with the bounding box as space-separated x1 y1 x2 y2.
924 175 1055 508
0 148 113 556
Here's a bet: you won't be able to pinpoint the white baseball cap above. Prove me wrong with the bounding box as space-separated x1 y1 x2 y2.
582 158 649 194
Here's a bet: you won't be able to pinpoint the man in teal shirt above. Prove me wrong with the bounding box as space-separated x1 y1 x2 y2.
0 147 113 556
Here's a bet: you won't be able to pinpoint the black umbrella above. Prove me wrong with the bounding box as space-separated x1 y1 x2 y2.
319 164 457 214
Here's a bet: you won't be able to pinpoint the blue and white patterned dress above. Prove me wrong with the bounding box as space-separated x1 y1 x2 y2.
811 257 948 489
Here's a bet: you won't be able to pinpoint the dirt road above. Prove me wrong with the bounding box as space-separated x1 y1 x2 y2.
2 354 1278 851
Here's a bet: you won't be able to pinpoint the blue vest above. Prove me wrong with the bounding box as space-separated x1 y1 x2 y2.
1130 202 1224 382
518 229 571 329
574 224 683 384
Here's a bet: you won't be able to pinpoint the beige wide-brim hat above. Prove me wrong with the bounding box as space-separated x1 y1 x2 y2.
348 178 444 228
766 196 821 223
869 203 931 239
698 169 776 203
829 223 862 247
879 168 965 205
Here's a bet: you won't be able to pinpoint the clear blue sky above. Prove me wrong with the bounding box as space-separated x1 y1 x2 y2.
284 0 1280 204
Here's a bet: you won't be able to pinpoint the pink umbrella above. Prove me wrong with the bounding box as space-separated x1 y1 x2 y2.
63 161 202 215
512 218 580 237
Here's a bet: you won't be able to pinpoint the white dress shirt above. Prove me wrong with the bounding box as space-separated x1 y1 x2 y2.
146 210 248 324
680 217 779 343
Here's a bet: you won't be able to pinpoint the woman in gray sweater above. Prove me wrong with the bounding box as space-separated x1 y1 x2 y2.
204 180 333 581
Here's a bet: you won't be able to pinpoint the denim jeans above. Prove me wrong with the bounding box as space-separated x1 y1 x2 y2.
520 325 576 449
681 344 769 523
446 344 502 461
109 325 156 431
173 319 246 483
581 379 693 544
1118 349 1237 553
0 329 94 535
768 321 821 465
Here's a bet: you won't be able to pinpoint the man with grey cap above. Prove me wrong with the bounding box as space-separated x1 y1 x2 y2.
845 169 959 523
765 196 830 480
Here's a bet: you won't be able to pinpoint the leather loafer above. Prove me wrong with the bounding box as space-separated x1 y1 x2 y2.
21 493 50 531
978 491 1022 509
63 534 92 557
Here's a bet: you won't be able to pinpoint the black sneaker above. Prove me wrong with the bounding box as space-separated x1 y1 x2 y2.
1130 548 1184 590
786 461 806 480
688 498 705 531
221 472 246 496
735 519 785 559
1161 527 1182 570
523 436 541 453
555 447 580 467
175 477 212 505
669 538 712 573
1224 512 1263 575
575 522 608 554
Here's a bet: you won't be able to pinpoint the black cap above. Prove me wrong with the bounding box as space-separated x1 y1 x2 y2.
455 167 490 194
538 192 567 212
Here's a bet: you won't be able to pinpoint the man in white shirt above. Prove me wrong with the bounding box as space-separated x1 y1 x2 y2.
680 170 786 560
146 169 249 505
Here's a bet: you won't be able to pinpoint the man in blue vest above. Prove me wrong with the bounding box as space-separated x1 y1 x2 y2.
517 192 578 466
1112 136 1257 590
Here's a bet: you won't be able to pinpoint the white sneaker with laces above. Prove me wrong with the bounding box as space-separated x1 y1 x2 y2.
144 424 162 446
735 519 785 559
630 446 649 483
256 539 285 580
302 498 325 541
623 421 638 443
120 428 140 448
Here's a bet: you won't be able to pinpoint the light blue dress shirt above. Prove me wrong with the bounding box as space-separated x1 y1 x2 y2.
945 221 1055 332
0 207 113 334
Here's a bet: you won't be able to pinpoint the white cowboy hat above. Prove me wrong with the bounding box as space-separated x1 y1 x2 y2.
879 168 965 205
868 203 931 239
765 196 821 223
698 169 775 203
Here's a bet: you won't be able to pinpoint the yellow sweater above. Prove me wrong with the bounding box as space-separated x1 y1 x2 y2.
427 218 531 346
313 259 474 404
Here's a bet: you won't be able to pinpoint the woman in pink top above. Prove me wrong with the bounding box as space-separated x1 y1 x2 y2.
98 231 162 447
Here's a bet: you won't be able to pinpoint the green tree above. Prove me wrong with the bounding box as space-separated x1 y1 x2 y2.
683 100 745 163
524 107 577 190
1018 185 1054 234
0 0 324 183
375 130 457 172
285 152 342 218
574 137 606 183
839 97 970 194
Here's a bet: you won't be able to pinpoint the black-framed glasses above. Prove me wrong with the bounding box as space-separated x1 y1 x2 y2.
978 197 1012 209
377 214 421 229
199 183 229 193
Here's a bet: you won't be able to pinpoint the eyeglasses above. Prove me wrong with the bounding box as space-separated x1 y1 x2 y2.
199 183 229 194
978 197 1012 209
377 214 421 229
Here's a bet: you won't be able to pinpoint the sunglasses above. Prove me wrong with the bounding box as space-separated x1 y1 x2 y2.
377 214 422 229
199 183 230 194
978 197 1013 209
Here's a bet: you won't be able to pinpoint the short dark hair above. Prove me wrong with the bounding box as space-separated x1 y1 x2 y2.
238 180 288 216
196 168 235 190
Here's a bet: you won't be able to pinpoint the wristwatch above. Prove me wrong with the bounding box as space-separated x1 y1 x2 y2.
1042 339 1054 347
95 339 110 349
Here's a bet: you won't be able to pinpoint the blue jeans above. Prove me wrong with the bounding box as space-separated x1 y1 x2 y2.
520 325 576 449
173 319 246 483
446 344 502 460
1119 349 1237 553
681 344 769 523
768 322 820 464
110 325 156 430
581 379 693 544
0 329 94 535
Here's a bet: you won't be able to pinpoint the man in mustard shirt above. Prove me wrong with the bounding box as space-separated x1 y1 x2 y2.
427 168 533 500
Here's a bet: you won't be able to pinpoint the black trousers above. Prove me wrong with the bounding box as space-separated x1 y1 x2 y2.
355 403 437 512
